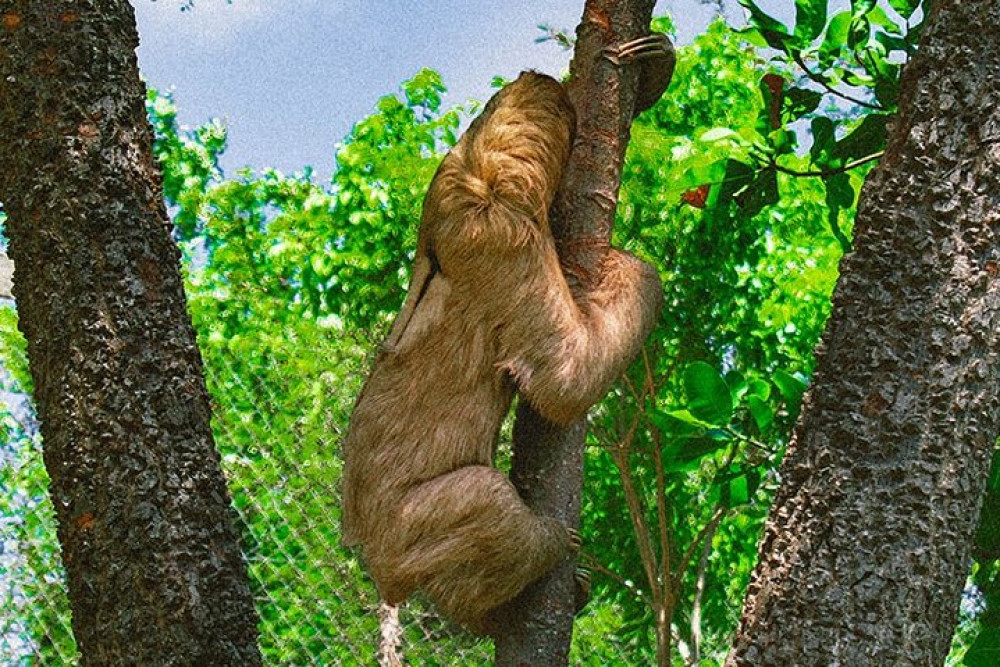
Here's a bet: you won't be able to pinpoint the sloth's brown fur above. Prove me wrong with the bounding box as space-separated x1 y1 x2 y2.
341 71 663 631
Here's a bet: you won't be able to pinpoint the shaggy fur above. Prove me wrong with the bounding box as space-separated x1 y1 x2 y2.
341 71 663 632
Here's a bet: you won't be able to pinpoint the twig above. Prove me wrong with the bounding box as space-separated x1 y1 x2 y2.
612 412 662 604
689 511 723 666
791 50 884 111
621 367 643 404
580 552 654 607
642 347 658 398
772 151 884 178
675 505 727 588
649 364 673 613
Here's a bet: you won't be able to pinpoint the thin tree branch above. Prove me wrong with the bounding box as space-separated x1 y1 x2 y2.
612 412 663 603
580 552 654 607
689 511 723 666
676 505 727 588
772 151 885 178
791 50 885 111
645 377 672 605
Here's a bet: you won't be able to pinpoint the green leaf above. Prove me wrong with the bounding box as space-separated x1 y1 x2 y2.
715 468 762 508
738 26 772 49
726 369 748 401
874 29 911 55
964 627 1000 667
657 409 718 430
834 113 889 162
871 61 901 107
857 39 891 82
736 166 780 217
887 0 919 20
683 362 734 426
725 475 750 506
715 159 756 206
974 494 1000 553
738 0 794 50
748 395 775 431
794 0 829 44
867 6 904 35
773 369 808 411
988 451 1000 493
835 65 874 87
824 171 855 210
848 15 871 50
850 0 876 17
819 11 851 67
700 127 741 142
659 432 731 472
784 87 823 121
810 116 836 166
824 170 855 252
748 379 771 400
770 128 795 155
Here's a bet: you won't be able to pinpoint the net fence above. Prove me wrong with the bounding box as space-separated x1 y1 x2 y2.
0 313 654 666
0 304 994 666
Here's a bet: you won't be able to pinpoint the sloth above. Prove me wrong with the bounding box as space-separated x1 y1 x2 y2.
342 34 673 633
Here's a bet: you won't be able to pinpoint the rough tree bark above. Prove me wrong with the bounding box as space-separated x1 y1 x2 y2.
494 0 660 664
728 1 1000 664
0 2 262 663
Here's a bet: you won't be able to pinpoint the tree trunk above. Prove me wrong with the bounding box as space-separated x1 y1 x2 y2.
728 1 1000 663
494 1 658 664
0 2 262 664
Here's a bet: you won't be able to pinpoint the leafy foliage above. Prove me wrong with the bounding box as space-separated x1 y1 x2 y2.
576 17 849 662
148 71 491 664
4 2 985 664
3 19 839 667
955 453 1000 666
0 307 76 665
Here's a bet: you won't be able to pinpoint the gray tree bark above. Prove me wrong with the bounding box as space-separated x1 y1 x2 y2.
493 0 659 664
0 1 262 664
728 1 1000 664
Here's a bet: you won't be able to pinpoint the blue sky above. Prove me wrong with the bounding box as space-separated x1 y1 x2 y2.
132 1 755 179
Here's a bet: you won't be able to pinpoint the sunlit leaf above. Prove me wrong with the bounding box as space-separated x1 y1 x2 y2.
848 14 871 50
738 0 794 49
773 369 809 413
683 362 734 426
850 0 877 17
794 0 829 44
887 0 920 19
819 11 852 67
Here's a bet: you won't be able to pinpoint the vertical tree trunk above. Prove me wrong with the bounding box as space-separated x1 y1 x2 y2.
728 1 1000 663
494 1 658 664
0 2 262 664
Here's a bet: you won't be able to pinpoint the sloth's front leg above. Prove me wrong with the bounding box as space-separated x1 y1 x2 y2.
603 32 676 115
